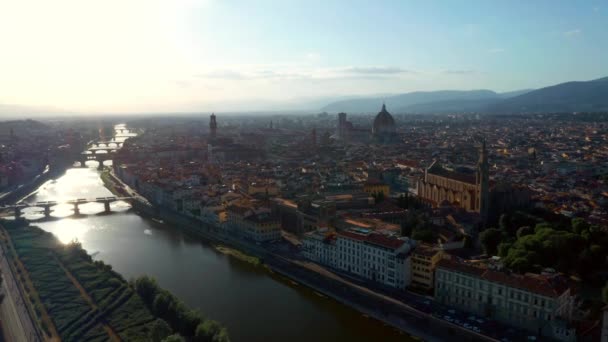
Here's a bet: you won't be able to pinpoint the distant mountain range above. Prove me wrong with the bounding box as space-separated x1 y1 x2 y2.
321 76 608 114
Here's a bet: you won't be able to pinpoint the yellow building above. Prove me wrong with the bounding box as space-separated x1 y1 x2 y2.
363 179 390 197
410 244 443 291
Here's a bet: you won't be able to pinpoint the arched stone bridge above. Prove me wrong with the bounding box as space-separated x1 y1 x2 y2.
1 196 135 219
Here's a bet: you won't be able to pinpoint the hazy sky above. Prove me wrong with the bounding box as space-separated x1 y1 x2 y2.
0 0 606 112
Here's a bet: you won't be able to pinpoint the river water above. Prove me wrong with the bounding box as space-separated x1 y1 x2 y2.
17 129 411 342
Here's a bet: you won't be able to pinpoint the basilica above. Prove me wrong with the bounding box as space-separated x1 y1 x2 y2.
372 104 398 144
417 140 490 220
336 104 398 144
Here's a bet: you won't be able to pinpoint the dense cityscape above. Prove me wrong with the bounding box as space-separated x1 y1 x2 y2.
0 101 607 341
1 1 608 342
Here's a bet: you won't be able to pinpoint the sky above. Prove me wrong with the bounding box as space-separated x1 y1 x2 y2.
0 0 606 113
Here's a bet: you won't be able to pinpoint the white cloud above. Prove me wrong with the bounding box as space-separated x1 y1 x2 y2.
442 69 477 75
564 29 582 37
488 48 505 54
195 65 415 81
305 52 321 62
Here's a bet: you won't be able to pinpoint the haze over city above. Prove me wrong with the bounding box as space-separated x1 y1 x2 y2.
3 2 608 342
1 0 607 113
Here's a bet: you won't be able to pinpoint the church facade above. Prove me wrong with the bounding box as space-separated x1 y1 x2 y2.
417 140 490 219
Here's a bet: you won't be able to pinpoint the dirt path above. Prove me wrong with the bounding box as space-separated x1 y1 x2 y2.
53 255 121 342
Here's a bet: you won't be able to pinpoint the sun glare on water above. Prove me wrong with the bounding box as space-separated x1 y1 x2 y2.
52 219 88 244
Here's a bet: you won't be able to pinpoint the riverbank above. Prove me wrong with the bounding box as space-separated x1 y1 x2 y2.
215 245 262 266
0 165 61 205
0 219 231 342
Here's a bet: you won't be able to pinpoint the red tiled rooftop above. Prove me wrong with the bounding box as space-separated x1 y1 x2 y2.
365 233 405 250
437 257 571 298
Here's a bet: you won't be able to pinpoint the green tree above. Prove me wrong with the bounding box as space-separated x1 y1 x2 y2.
499 213 510 232
571 218 589 234
497 242 512 258
534 222 553 233
153 291 173 318
214 328 230 342
162 334 185 342
195 320 221 342
479 228 504 256
412 228 436 243
178 309 203 337
400 221 413 237
516 226 533 239
135 275 160 306
149 319 172 342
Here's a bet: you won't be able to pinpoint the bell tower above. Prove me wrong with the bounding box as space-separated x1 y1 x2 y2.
209 113 217 139
477 138 490 223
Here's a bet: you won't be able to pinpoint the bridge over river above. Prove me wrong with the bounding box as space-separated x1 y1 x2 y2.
1 196 134 219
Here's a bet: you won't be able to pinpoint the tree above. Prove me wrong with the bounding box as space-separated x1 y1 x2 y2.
499 213 510 232
149 319 172 342
497 242 512 258
534 222 553 233
400 221 412 237
412 228 436 243
516 226 533 239
195 320 221 342
162 334 185 342
178 309 203 337
479 228 504 256
153 291 173 318
571 218 589 234
135 276 160 306
213 328 230 342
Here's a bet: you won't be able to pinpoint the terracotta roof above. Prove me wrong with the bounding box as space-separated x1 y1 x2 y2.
413 244 439 257
437 258 485 277
365 233 406 250
437 258 571 298
428 162 477 185
337 230 368 241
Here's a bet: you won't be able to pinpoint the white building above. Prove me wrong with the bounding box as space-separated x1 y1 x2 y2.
435 256 576 341
302 228 412 289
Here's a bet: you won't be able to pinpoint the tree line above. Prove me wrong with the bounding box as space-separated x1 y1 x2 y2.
133 276 230 342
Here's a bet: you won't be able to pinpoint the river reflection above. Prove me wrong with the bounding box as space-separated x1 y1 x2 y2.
16 159 412 342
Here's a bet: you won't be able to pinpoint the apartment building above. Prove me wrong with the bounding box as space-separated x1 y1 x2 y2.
410 243 443 291
302 228 413 289
435 256 576 341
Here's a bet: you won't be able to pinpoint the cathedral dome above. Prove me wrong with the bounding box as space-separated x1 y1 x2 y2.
372 104 396 135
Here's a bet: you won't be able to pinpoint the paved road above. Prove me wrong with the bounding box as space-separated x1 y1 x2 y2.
0 243 42 342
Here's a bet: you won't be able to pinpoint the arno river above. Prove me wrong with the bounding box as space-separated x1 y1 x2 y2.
16 130 411 342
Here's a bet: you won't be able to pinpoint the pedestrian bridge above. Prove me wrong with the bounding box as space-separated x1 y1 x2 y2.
0 196 135 219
